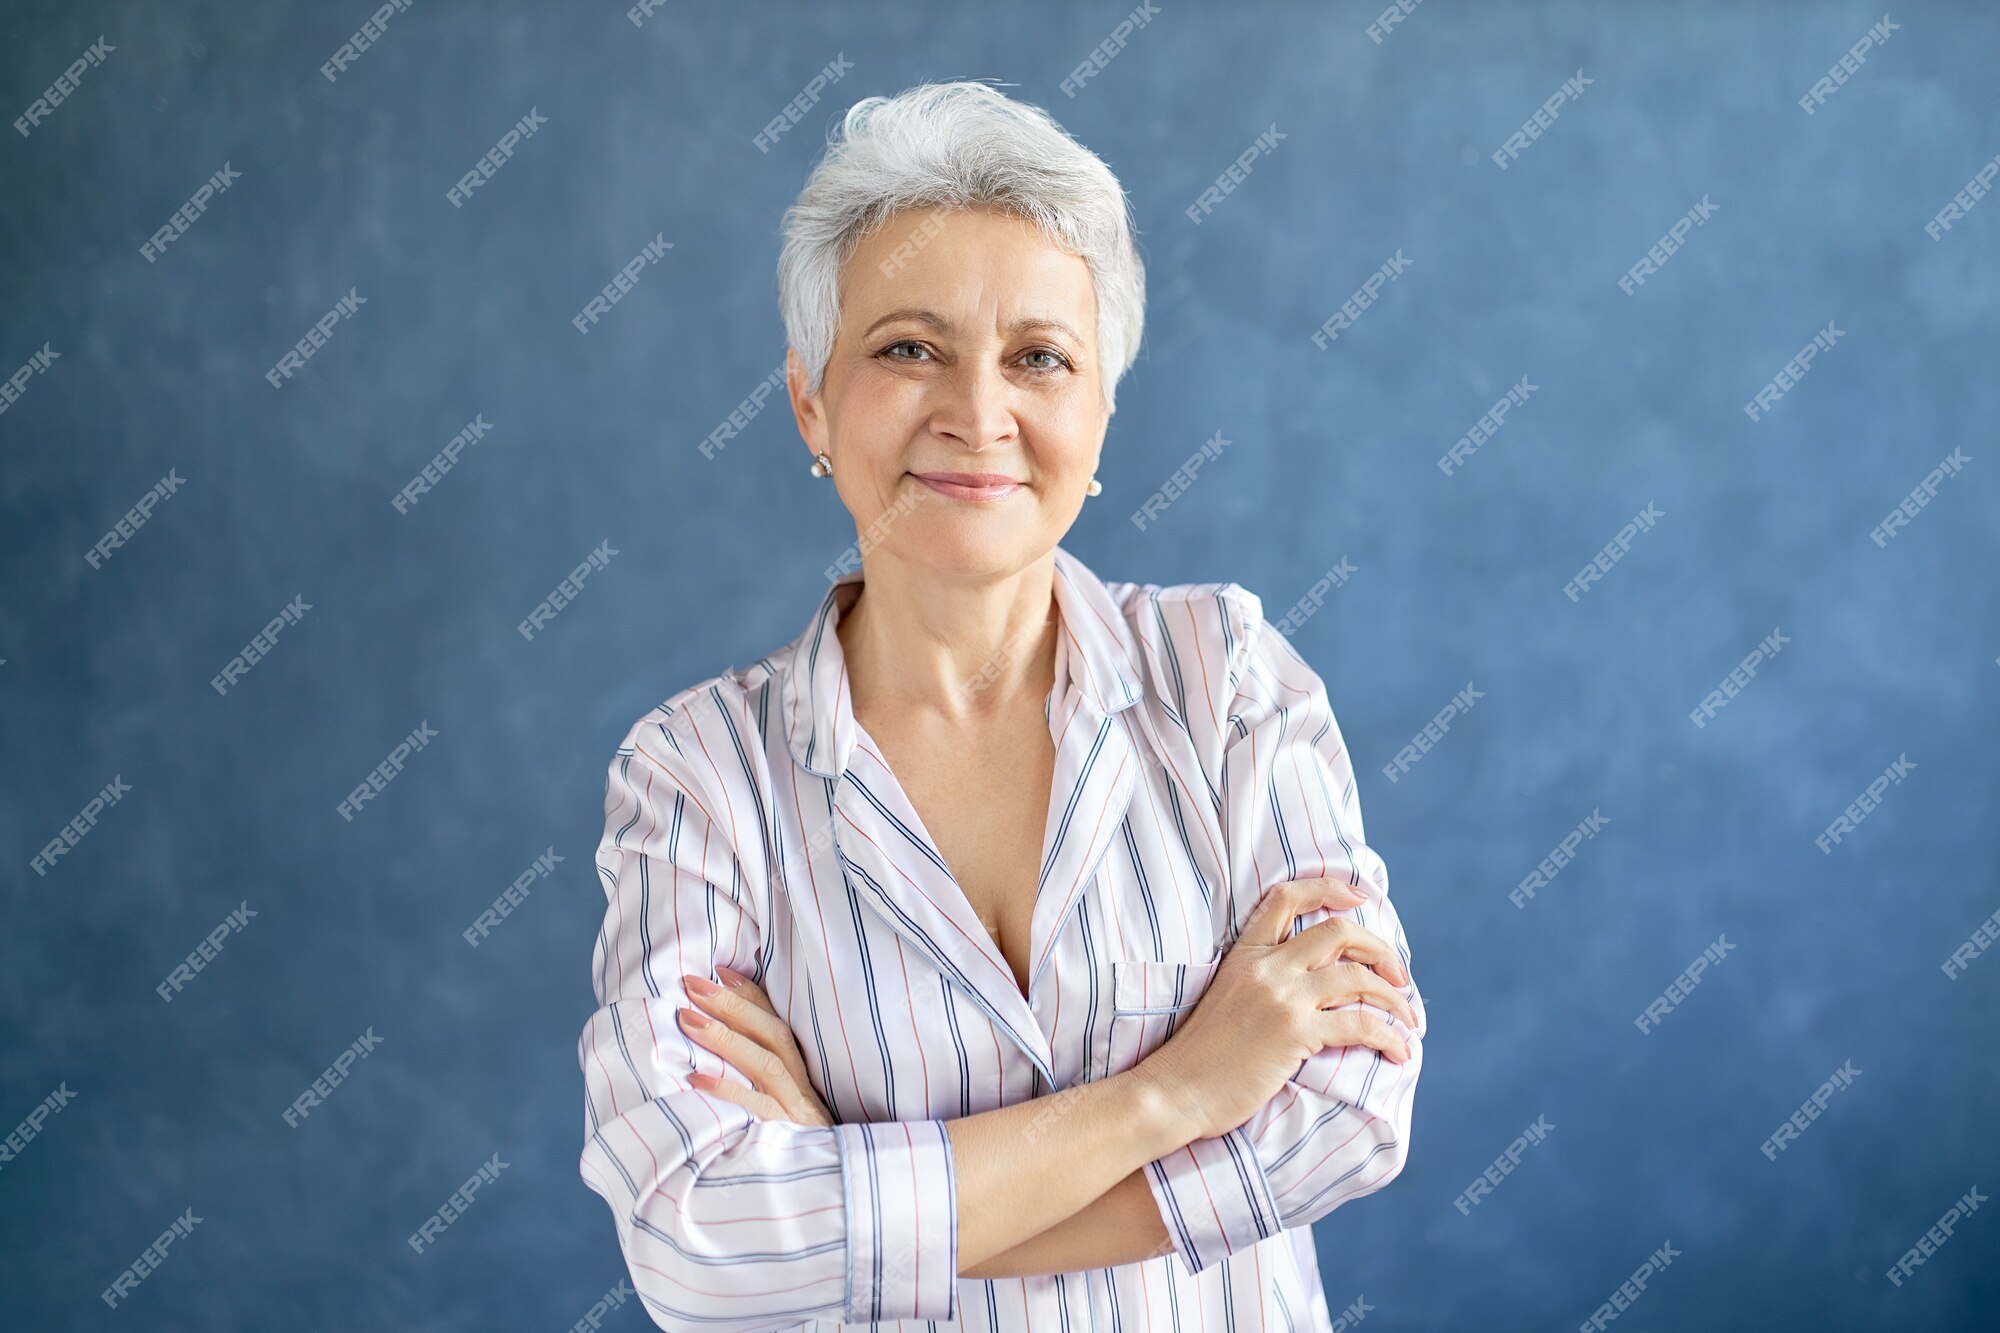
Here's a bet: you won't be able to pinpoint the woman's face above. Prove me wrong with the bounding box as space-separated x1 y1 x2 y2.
789 205 1109 581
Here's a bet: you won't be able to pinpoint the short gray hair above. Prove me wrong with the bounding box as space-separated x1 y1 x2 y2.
778 80 1146 417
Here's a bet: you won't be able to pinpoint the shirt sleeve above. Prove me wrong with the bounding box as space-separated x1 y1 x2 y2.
1142 601 1426 1278
577 698 961 1330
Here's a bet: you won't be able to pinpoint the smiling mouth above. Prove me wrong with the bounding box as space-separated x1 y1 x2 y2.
909 472 1026 501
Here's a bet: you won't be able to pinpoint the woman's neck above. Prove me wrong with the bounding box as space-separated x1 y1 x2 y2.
837 553 1061 727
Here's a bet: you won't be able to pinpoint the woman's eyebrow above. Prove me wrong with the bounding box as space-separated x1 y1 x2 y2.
862 308 1085 344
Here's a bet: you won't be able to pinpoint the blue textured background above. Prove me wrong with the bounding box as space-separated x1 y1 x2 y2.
4 2 1996 1328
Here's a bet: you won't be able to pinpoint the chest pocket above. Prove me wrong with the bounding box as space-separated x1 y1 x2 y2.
1098 949 1225 1079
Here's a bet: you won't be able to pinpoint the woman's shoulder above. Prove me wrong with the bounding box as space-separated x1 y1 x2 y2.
1101 569 1265 620
1097 570 1271 706
597 664 782 878
605 661 771 788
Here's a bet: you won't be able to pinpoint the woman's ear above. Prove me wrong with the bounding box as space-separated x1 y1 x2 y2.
785 346 828 454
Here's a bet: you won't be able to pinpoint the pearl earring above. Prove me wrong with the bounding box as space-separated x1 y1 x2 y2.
809 451 832 478
1085 475 1102 496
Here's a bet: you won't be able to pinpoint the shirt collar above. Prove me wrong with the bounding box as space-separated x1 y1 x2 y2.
781 544 1145 779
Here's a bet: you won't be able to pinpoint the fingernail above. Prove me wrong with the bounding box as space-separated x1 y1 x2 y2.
716 965 751 989
684 975 722 998
679 1007 711 1030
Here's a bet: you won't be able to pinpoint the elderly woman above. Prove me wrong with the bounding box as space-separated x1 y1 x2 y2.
577 81 1425 1332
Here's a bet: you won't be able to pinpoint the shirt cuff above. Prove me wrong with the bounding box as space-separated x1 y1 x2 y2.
834 1119 959 1323
1143 1125 1283 1277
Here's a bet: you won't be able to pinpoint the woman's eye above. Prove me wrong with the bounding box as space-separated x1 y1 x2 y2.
877 342 1069 371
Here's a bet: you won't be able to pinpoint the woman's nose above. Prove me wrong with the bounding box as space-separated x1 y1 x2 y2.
931 358 1018 448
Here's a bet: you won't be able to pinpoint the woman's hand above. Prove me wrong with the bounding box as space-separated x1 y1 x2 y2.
674 967 834 1127
1133 876 1417 1144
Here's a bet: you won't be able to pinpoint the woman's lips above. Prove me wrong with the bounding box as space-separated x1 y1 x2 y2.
910 472 1024 501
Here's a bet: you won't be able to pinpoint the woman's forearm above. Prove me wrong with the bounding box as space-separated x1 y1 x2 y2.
948 1066 1187 1274
961 1168 1173 1278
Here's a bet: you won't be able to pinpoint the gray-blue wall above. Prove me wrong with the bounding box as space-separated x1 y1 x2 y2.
4 2 1996 1328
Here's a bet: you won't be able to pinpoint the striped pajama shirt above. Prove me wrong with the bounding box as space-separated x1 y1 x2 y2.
578 543 1426 1330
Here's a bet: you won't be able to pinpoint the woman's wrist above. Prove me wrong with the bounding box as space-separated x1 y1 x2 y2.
1110 1059 1201 1161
